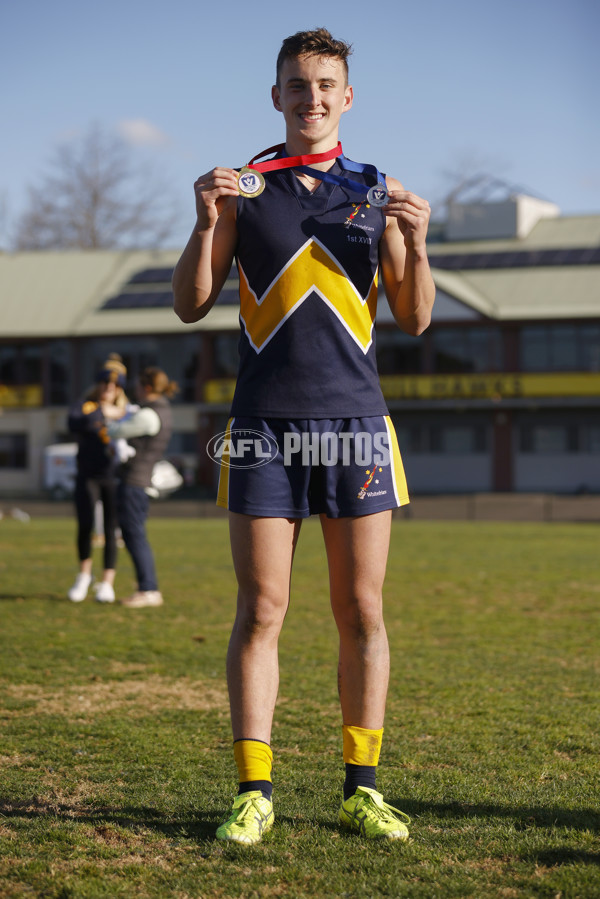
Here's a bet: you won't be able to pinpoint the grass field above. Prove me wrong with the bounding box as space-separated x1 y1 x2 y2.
0 514 599 898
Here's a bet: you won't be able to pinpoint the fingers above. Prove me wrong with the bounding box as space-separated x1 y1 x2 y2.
193 167 240 230
194 167 240 200
383 190 431 218
383 190 431 251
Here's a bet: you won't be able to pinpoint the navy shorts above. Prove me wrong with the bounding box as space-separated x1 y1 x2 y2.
215 416 409 518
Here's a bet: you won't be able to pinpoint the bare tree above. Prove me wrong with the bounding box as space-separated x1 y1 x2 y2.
429 152 514 222
429 151 548 227
13 125 180 250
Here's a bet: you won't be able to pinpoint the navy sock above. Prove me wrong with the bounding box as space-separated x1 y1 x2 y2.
239 780 273 801
343 764 377 801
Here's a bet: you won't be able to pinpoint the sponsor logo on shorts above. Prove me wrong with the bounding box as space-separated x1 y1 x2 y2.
357 464 388 500
207 429 278 468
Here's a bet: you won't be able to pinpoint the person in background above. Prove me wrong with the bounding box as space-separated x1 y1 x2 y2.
67 354 129 603
108 367 178 608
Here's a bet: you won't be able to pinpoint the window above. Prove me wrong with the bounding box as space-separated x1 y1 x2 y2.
0 434 27 468
394 424 426 454
430 424 488 454
582 326 600 372
520 424 578 453
552 326 579 370
22 346 42 383
520 324 600 372
0 345 44 405
431 327 502 373
0 346 18 383
0 345 41 385
376 329 424 375
213 334 240 378
77 336 200 404
532 426 568 453
48 340 71 405
520 326 548 370
391 414 489 455
583 425 600 453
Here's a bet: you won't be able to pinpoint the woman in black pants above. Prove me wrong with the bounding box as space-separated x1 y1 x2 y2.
67 355 129 603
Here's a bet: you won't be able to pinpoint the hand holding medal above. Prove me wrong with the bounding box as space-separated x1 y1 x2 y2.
382 183 432 251
193 167 240 230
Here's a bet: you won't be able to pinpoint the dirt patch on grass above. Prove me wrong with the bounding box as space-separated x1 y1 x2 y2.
0 753 36 767
2 675 228 720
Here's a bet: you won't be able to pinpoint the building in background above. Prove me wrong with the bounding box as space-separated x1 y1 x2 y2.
1 194 599 497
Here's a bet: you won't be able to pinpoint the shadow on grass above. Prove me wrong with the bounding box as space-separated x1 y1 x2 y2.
529 848 600 867
0 796 217 840
0 593 65 602
1 795 342 843
3 795 599 858
394 796 600 834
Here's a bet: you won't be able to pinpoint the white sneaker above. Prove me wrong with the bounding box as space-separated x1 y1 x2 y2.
120 590 164 608
68 572 92 602
94 581 115 603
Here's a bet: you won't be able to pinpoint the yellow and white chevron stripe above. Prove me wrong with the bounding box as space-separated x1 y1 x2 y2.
238 237 378 354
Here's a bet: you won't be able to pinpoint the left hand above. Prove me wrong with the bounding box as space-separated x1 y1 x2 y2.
383 190 431 252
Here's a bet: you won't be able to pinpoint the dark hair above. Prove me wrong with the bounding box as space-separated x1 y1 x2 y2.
139 366 179 399
276 28 352 85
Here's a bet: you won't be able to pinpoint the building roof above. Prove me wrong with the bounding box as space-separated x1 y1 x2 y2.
445 266 600 321
428 214 600 253
1 211 599 338
0 249 238 338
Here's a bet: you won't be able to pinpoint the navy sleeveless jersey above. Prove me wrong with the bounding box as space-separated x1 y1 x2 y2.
230 159 389 419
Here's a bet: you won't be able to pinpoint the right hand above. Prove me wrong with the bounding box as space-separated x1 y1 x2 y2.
101 402 126 421
194 167 240 231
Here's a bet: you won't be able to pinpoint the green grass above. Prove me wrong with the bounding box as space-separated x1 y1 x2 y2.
0 515 599 898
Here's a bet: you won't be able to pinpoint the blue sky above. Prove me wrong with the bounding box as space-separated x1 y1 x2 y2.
1 0 598 248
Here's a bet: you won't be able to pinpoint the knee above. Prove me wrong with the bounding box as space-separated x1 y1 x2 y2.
335 593 384 642
235 590 288 638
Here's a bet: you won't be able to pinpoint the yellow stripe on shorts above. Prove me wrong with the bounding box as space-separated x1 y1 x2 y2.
216 417 234 509
384 415 410 507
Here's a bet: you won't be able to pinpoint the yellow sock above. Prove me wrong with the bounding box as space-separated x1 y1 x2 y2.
342 724 384 767
233 739 273 784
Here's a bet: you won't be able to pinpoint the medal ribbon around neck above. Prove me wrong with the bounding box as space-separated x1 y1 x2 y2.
237 143 389 206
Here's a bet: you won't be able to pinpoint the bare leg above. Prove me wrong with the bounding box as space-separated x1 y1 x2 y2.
101 568 116 586
227 513 302 742
320 511 392 729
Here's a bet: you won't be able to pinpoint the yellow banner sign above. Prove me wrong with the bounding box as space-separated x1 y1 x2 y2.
204 373 600 405
379 373 600 401
0 384 43 407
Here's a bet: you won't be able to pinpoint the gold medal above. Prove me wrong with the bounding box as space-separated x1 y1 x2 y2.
238 167 265 198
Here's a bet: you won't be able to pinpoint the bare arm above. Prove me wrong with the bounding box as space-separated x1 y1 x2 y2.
172 167 239 323
379 177 435 336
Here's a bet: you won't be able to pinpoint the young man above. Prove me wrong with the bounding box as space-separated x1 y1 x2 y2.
173 28 435 843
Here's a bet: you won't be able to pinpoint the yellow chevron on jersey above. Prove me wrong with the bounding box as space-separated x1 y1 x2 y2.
238 236 379 354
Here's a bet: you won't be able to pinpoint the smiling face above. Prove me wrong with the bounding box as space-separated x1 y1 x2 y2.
99 381 119 404
271 54 353 154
